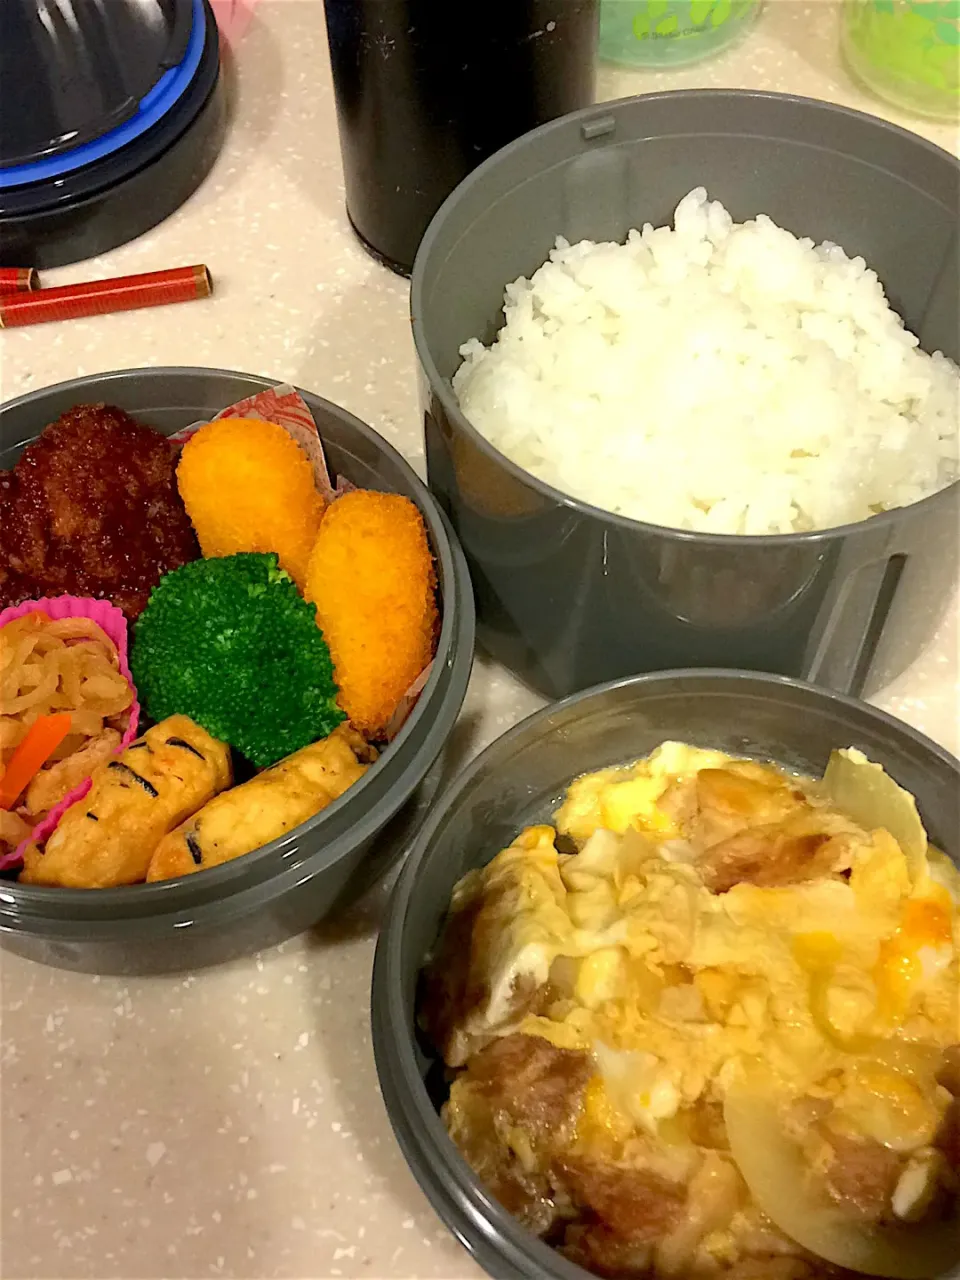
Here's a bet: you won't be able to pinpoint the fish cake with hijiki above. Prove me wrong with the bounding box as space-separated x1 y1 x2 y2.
146 724 375 881
20 715 232 889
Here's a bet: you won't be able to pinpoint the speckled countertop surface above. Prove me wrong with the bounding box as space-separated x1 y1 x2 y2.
1 4 957 1278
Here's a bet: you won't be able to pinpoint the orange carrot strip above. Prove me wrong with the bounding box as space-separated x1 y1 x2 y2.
0 713 73 809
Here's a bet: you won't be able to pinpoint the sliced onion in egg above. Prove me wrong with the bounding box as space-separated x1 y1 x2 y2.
723 1080 960 1279
822 749 927 879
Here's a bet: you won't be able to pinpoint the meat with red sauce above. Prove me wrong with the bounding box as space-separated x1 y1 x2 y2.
0 404 198 620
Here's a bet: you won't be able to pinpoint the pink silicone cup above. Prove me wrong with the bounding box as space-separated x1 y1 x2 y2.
0 597 140 872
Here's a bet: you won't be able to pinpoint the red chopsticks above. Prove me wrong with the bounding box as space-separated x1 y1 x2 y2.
0 267 39 297
0 264 213 328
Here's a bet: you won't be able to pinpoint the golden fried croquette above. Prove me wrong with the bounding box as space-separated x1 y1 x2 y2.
176 418 325 589
304 490 437 738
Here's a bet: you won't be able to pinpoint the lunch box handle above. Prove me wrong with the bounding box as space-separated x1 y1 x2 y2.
803 553 907 699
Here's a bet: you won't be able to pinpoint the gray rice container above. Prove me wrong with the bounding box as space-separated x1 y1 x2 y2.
372 670 960 1280
0 367 475 974
412 90 960 702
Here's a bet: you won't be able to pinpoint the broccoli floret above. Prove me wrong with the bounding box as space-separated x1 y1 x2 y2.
131 552 345 767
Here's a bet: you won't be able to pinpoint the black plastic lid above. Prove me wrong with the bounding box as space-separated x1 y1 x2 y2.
0 0 198 183
0 0 223 269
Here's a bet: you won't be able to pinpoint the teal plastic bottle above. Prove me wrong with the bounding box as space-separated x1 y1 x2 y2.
599 0 761 67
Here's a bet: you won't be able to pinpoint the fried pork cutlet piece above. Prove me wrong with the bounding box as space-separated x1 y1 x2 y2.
937 1045 960 1097
444 1034 594 1237
687 766 860 893
937 1048 960 1174
821 1133 903 1224
559 1157 688 1244
0 404 199 620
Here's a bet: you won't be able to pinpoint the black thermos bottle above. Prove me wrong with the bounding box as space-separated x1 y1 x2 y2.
323 0 599 276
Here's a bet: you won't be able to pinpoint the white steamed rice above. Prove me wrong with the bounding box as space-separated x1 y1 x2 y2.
452 188 960 535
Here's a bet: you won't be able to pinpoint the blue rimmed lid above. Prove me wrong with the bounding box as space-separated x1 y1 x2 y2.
0 0 208 191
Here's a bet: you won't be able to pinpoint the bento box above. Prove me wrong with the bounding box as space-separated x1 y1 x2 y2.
0 367 474 974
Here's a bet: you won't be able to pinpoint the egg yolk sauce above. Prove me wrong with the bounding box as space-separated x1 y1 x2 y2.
420 745 960 1280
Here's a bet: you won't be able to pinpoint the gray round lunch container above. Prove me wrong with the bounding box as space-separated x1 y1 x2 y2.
371 669 960 1280
412 90 960 702
0 367 475 974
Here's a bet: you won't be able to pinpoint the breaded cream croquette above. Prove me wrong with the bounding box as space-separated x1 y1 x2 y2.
305 490 437 738
176 418 325 588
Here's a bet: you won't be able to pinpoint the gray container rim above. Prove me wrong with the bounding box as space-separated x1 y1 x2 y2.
372 666 960 1280
411 87 960 548
0 366 476 932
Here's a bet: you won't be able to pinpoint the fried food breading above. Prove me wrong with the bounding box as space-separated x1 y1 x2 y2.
454 1033 593 1147
559 1157 688 1243
0 404 198 620
176 417 326 590
304 490 437 738
444 1033 594 1237
145 723 376 881
20 716 231 889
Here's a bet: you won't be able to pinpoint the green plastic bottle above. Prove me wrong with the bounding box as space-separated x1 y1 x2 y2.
598 0 761 67
841 0 960 120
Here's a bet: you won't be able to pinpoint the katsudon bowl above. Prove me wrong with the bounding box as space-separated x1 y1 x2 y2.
371 670 960 1280
0 367 475 975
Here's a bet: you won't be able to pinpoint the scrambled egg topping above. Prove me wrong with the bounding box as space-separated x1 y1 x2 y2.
434 743 959 1278
477 747 956 1108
